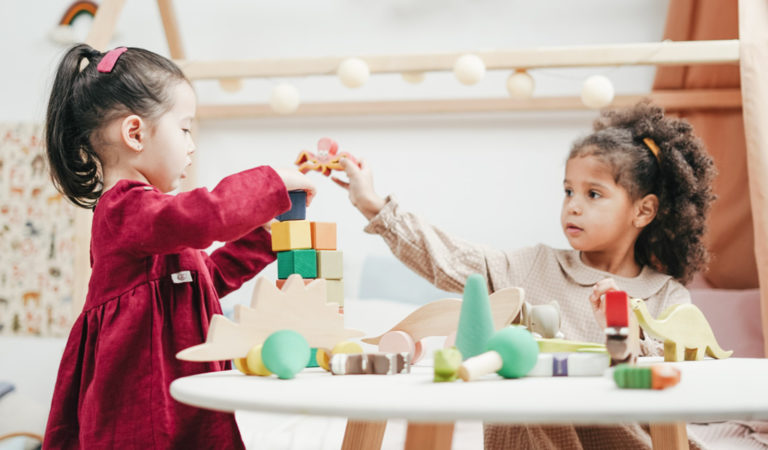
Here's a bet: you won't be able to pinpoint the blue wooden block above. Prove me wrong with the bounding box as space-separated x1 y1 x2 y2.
276 190 307 221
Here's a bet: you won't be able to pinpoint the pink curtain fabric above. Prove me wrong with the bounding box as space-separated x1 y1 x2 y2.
653 1 768 356
653 0 758 290
737 0 768 358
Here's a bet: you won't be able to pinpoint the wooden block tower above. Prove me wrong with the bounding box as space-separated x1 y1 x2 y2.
272 190 345 313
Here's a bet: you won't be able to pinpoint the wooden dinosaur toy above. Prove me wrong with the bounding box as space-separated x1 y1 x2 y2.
176 275 364 361
630 298 733 362
361 286 523 362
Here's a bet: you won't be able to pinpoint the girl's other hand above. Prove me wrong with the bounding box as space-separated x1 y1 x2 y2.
274 168 317 206
589 278 619 330
332 158 385 221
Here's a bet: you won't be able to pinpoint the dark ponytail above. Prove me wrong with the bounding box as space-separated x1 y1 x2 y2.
45 43 188 208
568 101 717 283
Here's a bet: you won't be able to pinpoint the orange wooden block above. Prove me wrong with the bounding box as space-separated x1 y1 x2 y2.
276 278 314 289
311 222 337 250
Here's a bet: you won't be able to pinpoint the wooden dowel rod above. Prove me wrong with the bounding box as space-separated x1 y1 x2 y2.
196 89 742 119
178 40 739 80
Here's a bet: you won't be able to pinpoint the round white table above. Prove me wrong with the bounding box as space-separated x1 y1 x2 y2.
171 358 768 449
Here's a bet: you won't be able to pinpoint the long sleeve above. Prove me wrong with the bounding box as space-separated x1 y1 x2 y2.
100 166 290 257
363 196 534 293
203 227 275 298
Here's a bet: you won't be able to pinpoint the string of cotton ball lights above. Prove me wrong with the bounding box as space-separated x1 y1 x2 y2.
337 57 371 88
247 40 683 115
270 83 301 114
506 70 535 100
581 75 615 109
453 54 486 86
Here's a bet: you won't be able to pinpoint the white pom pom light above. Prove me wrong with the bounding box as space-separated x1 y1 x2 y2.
581 75 615 109
337 58 370 88
269 84 300 115
453 54 486 85
506 70 535 99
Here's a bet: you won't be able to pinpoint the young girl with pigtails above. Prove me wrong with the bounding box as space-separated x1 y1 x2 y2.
43 44 315 449
336 101 717 448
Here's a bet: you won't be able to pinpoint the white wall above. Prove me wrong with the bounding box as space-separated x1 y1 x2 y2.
0 0 669 305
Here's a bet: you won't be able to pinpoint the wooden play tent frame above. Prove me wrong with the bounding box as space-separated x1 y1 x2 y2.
72 1 767 449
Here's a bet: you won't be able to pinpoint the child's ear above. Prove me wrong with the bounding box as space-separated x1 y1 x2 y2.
634 193 659 228
120 115 145 152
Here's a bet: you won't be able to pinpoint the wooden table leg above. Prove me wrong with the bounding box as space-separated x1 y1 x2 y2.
342 420 387 450
649 423 689 450
404 422 454 450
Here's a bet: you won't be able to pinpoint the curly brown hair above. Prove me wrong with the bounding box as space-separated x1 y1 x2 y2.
568 101 716 284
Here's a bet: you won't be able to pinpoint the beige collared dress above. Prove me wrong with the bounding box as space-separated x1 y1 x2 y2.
363 196 706 450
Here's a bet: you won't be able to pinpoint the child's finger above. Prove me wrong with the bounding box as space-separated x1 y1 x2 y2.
331 176 350 190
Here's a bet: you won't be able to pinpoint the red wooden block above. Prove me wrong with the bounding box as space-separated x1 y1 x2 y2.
605 291 629 328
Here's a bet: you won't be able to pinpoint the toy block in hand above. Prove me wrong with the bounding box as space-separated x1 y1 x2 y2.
317 250 343 279
604 291 638 366
326 279 344 306
277 249 318 279
605 291 629 329
272 220 312 251
311 222 337 250
276 190 307 221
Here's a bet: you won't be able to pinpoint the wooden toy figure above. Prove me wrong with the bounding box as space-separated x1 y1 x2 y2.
630 298 733 362
604 291 639 366
433 347 463 382
295 137 361 176
459 326 539 381
613 364 681 390
330 352 410 375
361 286 523 363
517 301 564 339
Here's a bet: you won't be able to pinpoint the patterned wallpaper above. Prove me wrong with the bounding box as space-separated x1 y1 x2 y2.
0 123 75 337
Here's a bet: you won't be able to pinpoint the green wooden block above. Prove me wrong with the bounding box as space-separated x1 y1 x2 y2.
317 250 343 280
277 249 317 279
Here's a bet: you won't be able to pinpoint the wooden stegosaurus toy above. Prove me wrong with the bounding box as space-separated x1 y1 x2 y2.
630 298 733 362
176 275 364 362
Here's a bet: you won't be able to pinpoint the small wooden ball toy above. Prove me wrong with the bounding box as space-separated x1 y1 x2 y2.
234 344 273 376
261 330 311 379
506 70 535 99
581 75 614 109
459 326 539 381
337 58 370 88
613 364 681 390
270 83 300 114
453 54 486 85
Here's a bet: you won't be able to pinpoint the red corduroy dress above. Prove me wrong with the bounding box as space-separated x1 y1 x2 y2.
43 166 290 449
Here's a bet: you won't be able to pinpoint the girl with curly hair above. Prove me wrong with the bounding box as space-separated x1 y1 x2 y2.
335 101 716 449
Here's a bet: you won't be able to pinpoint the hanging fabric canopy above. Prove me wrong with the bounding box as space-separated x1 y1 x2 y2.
654 0 768 356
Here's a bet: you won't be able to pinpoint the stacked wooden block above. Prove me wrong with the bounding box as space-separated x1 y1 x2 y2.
272 191 345 312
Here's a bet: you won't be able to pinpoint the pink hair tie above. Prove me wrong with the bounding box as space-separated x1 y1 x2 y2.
97 47 128 73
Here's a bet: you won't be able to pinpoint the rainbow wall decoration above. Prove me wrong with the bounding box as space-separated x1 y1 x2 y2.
49 1 99 44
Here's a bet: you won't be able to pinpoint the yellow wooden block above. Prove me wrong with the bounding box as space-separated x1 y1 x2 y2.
317 250 343 280
271 220 312 251
326 279 344 306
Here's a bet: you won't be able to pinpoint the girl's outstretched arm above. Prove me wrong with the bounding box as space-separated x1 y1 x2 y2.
103 166 293 256
333 158 521 294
